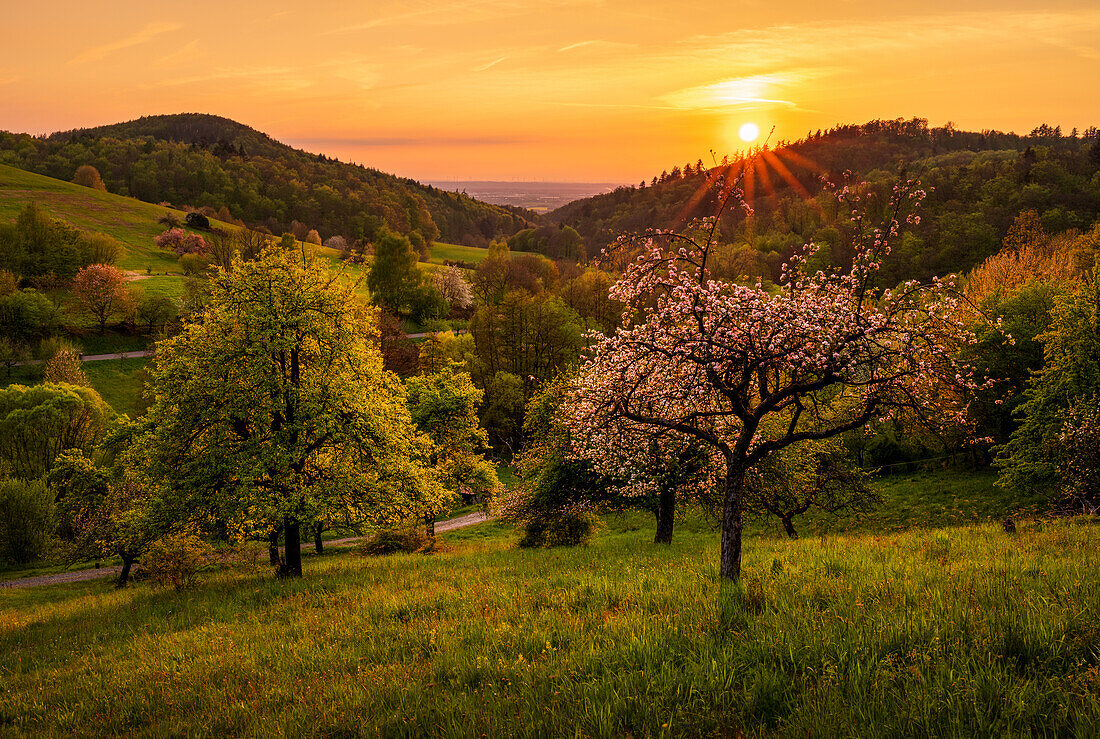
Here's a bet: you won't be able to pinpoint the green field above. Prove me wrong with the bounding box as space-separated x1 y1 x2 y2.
3 471 1097 736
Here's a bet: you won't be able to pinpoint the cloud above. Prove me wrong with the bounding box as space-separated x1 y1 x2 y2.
286 135 532 147
68 22 182 66
661 73 810 110
472 56 507 72
557 40 636 54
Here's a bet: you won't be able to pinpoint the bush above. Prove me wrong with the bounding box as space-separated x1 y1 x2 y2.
518 508 600 548
359 527 432 555
0 478 54 565
141 533 212 590
184 212 210 230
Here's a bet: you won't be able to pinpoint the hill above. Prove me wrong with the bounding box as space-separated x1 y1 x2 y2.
551 118 1100 283
0 113 536 249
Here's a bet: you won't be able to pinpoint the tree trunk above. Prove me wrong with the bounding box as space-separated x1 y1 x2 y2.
654 487 675 544
424 513 436 538
313 521 323 555
781 515 799 539
719 468 745 581
268 527 281 566
116 553 136 588
283 517 302 577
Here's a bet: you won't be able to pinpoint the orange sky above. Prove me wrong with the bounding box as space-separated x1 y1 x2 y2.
1 1 1098 181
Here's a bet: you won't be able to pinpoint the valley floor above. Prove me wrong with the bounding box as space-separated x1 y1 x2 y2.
2 479 1098 736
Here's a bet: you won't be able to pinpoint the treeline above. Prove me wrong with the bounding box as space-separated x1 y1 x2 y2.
552 118 1100 283
0 114 535 248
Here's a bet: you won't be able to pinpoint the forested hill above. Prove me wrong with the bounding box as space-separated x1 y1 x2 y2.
551 118 1100 283
0 113 535 248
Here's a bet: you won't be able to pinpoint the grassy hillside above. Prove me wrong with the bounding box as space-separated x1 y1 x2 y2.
0 113 536 247
2 477 1096 735
0 163 196 277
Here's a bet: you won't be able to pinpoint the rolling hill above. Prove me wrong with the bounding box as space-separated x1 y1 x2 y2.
551 118 1100 282
0 113 536 249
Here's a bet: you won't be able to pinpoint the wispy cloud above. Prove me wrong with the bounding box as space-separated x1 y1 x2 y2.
68 22 182 66
472 56 507 72
661 73 809 110
154 39 200 68
286 135 531 147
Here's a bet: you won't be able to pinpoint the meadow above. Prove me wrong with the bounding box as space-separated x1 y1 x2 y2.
2 471 1097 737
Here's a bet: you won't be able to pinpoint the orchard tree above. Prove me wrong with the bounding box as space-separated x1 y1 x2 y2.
72 264 132 332
136 248 445 576
564 174 983 581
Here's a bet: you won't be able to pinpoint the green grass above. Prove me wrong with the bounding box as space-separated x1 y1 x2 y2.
82 357 150 418
3 471 1098 736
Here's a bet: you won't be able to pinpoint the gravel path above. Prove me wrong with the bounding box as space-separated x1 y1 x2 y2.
0 511 493 590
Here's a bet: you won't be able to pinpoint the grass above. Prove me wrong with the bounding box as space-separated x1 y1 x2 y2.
2 471 1098 736
82 357 150 418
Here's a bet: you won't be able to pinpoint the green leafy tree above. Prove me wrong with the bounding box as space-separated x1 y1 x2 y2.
407 364 500 533
367 229 422 313
0 383 112 479
136 248 444 576
0 478 54 565
49 447 170 587
997 272 1100 504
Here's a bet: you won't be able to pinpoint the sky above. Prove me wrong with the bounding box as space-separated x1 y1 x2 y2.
1 1 1098 182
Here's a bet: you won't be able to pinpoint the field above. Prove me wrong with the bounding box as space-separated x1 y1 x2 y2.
2 470 1097 736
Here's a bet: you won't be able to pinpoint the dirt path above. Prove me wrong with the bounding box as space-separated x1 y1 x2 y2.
0 512 493 590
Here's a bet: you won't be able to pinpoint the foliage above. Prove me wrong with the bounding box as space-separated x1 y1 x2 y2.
136 248 445 572
0 288 60 343
0 203 89 279
141 532 213 590
998 272 1100 503
565 175 982 580
0 477 54 564
0 383 112 479
406 365 499 506
358 526 433 555
744 436 876 538
80 233 123 265
367 229 421 313
47 447 170 585
507 224 585 261
72 164 106 191
71 263 132 332
517 508 601 548
1054 398 1100 513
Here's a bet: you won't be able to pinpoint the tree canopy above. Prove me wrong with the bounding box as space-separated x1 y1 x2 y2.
136 248 445 575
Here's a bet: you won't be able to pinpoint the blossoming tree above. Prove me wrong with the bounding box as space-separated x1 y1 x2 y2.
564 175 981 580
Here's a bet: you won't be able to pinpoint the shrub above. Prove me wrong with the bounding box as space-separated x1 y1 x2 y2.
0 478 54 564
305 229 322 245
142 533 212 590
518 508 600 548
178 253 211 276
72 165 106 192
359 527 432 555
184 212 210 230
80 233 123 265
42 348 89 387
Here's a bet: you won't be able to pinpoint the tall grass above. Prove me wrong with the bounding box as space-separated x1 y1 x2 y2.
2 514 1098 736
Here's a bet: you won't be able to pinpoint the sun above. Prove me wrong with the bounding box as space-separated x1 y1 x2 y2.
738 122 760 143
